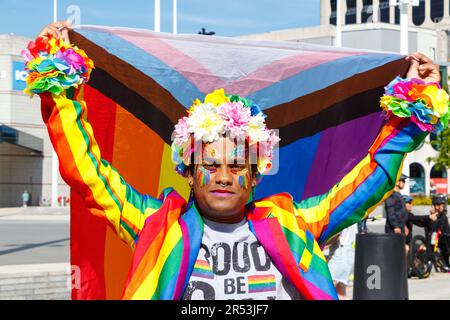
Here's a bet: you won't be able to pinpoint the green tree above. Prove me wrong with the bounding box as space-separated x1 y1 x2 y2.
428 127 450 170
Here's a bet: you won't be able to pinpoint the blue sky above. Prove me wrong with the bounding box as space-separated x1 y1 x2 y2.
0 0 320 38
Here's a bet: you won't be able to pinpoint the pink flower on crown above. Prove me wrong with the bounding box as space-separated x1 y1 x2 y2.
268 130 281 149
217 101 251 139
172 116 190 147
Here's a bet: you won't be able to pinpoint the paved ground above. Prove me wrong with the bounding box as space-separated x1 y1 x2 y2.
0 205 449 300
0 207 69 266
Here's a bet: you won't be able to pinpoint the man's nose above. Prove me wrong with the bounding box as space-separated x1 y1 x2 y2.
215 164 233 186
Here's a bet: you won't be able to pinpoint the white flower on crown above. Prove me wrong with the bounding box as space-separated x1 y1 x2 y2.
248 113 270 143
186 103 226 143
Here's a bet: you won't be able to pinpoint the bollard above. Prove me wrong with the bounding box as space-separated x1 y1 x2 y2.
353 233 408 300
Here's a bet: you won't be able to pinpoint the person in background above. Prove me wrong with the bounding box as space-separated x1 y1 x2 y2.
22 190 30 207
429 180 437 195
405 194 449 276
404 195 414 248
327 224 358 300
430 194 450 272
385 174 409 235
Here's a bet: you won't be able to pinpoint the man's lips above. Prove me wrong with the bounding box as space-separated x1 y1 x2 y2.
210 189 235 197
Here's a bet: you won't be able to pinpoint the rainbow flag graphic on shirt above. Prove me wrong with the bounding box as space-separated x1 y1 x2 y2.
191 260 214 279
248 275 276 293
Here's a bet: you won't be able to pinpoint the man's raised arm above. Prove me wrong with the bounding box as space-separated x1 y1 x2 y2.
293 53 449 245
24 22 162 249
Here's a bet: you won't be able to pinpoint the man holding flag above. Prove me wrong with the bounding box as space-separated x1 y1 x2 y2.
22 21 448 300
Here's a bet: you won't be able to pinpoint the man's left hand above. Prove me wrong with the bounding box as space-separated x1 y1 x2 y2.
405 52 440 83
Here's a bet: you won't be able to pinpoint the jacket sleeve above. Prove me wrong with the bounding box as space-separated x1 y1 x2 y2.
293 76 449 245
23 36 162 249
408 214 430 228
385 195 402 229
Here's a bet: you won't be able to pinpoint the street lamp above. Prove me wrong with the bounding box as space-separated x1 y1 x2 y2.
335 0 342 47
389 0 420 55
173 0 177 34
389 0 420 195
53 0 58 22
154 0 161 32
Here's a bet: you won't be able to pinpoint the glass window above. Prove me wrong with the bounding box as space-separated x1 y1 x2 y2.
412 0 425 25
410 163 425 195
346 0 357 24
362 0 373 22
430 164 448 178
379 0 390 23
431 0 444 23
330 0 337 25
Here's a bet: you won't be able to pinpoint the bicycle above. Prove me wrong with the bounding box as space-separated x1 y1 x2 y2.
409 228 449 279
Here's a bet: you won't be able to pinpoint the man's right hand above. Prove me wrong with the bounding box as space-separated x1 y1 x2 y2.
394 227 402 234
429 209 438 222
38 21 71 44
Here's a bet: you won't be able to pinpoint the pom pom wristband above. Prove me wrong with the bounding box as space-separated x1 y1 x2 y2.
22 35 94 96
381 76 450 133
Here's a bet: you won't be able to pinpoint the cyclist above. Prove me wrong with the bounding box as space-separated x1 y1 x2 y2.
403 195 434 276
430 194 450 272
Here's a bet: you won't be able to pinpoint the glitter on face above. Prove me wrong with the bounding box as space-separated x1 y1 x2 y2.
197 165 211 187
236 168 249 190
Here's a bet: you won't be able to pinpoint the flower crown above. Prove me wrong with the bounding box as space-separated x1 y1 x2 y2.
171 89 280 177
21 36 94 96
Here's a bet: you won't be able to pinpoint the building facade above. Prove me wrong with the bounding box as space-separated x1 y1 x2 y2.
0 35 69 207
241 0 450 196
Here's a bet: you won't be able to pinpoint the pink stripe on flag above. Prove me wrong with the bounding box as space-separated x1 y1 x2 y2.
222 52 367 97
108 29 368 97
111 29 227 94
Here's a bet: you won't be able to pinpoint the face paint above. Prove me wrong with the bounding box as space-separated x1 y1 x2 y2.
236 168 250 190
197 165 211 187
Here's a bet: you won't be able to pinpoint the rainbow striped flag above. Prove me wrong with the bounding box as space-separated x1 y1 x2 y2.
191 260 214 280
66 26 409 299
248 275 276 293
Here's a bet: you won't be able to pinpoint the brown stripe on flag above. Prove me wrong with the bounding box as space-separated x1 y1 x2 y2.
87 67 175 145
278 85 386 147
265 58 409 129
71 30 187 125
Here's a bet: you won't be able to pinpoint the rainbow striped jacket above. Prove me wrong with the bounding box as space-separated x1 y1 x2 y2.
39 83 427 300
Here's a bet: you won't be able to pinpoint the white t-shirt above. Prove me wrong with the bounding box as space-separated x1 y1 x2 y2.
182 218 301 300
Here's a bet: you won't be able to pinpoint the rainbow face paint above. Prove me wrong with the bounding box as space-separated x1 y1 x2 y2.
197 165 212 187
237 168 250 190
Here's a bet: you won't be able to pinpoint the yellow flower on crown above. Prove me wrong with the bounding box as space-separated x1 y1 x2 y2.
204 88 230 107
188 98 202 113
